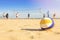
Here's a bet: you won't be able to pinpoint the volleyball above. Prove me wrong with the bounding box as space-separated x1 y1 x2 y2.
40 18 54 29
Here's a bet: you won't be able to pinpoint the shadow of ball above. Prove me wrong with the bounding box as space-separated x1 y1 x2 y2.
30 35 34 39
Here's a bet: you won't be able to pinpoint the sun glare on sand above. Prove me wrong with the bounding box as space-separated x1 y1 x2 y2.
0 19 60 40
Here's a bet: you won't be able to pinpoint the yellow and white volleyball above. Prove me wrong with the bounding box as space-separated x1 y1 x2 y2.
40 18 54 29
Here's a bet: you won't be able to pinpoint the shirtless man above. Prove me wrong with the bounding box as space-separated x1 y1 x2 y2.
16 12 19 18
53 13 56 18
28 13 30 19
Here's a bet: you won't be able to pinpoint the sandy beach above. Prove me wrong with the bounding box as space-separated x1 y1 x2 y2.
0 19 60 40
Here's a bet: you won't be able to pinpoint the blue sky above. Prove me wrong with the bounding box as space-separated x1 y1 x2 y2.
0 0 60 18
0 0 40 10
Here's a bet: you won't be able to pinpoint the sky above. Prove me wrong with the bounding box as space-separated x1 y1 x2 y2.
0 0 60 18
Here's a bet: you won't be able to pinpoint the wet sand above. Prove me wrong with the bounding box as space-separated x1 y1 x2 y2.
0 19 60 40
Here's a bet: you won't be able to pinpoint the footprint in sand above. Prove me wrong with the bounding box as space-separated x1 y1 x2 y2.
7 30 14 32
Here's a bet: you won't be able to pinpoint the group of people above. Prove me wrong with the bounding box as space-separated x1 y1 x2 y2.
3 13 30 19
43 13 56 18
2 12 56 19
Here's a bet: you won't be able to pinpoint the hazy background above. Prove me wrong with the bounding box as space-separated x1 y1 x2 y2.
0 0 60 18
